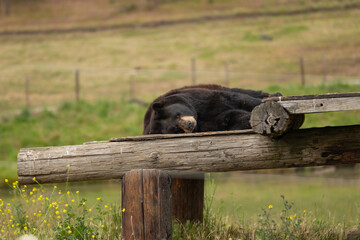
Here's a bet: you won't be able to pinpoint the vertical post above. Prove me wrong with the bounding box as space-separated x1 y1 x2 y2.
3 0 10 16
201 0 206 11
299 56 305 86
191 57 196 85
25 76 30 109
171 173 204 223
225 61 230 87
122 169 172 240
129 68 136 100
322 53 327 84
75 69 80 102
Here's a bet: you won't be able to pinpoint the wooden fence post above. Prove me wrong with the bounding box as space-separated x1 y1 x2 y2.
122 169 172 240
322 53 327 84
25 76 30 109
171 173 204 223
3 0 10 16
300 56 305 86
129 69 136 100
75 69 80 102
225 61 230 87
191 58 196 85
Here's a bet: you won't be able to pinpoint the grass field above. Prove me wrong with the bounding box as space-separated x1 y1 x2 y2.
0 1 359 238
1 0 358 32
0 171 359 239
0 4 360 113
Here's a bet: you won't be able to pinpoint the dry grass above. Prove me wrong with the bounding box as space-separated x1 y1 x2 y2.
1 7 360 113
1 0 357 32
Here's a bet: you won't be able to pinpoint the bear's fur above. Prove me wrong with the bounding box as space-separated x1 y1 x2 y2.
143 84 281 134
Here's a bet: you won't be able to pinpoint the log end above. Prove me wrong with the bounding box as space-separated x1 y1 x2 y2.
250 101 304 137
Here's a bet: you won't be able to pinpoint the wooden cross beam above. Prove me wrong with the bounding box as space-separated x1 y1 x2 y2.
17 125 360 185
251 92 360 137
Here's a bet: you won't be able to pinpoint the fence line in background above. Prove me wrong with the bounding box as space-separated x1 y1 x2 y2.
75 69 80 102
322 53 327 84
300 56 305 86
0 56 358 115
25 76 30 109
191 57 196 85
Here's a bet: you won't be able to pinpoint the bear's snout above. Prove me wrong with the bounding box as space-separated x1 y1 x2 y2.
178 116 197 133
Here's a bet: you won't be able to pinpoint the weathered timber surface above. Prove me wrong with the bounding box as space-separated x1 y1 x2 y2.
122 169 172 240
18 125 360 184
250 101 305 137
263 93 360 114
171 173 204 223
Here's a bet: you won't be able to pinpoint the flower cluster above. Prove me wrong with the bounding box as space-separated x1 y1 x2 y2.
0 179 121 239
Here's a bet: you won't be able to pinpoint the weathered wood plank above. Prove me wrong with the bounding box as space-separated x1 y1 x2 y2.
171 173 204 223
122 169 172 240
264 92 360 102
18 125 360 184
263 93 360 114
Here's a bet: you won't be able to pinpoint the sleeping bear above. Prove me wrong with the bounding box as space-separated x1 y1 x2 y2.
143 84 281 134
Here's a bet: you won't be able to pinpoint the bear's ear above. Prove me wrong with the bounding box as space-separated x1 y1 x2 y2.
152 102 164 112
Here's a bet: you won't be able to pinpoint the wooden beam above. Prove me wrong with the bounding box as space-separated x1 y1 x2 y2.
122 169 172 240
263 93 360 114
17 125 360 184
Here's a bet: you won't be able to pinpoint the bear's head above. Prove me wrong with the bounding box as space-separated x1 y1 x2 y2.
146 95 197 134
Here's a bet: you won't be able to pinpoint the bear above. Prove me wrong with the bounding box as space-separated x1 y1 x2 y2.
143 84 281 135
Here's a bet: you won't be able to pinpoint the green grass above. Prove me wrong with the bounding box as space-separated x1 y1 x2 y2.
0 176 358 239
211 171 360 226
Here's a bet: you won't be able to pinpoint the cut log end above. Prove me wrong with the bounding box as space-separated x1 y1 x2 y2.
250 101 304 137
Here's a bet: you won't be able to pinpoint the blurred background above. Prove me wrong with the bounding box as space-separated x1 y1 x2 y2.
0 0 359 234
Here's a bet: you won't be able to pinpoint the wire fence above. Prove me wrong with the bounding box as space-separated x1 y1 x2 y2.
1 59 359 118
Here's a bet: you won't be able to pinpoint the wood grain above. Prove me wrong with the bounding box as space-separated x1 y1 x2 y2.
18 125 360 184
171 173 204 223
122 169 172 240
250 101 304 137
263 93 360 114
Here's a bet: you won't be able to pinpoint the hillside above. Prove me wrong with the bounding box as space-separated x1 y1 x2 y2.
1 1 359 113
